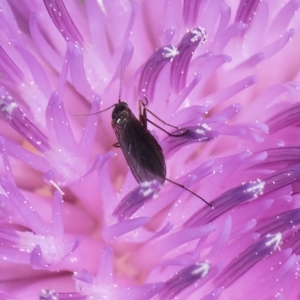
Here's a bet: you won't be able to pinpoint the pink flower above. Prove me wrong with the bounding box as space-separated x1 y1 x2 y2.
0 0 300 299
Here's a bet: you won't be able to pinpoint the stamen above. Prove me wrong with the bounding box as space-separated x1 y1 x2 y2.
171 27 207 92
217 233 282 287
160 261 210 298
138 45 179 101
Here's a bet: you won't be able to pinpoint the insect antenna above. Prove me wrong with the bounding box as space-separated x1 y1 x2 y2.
147 118 189 137
165 178 213 207
73 104 116 117
118 52 126 104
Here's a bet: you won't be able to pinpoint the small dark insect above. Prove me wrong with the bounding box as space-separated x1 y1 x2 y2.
76 52 211 206
112 99 167 184
78 97 212 207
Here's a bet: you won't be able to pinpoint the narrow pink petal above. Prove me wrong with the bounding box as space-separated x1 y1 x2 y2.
95 246 113 284
43 0 83 43
15 44 52 99
29 13 62 73
271 0 300 36
0 137 15 183
51 191 64 237
0 178 50 234
78 95 100 157
102 217 151 242
182 0 202 26
85 0 110 62
263 28 295 60
69 42 93 98
46 91 77 151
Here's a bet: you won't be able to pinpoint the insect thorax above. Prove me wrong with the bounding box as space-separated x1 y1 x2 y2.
112 102 130 126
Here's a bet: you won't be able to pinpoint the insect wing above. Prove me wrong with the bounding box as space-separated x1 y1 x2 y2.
113 113 166 184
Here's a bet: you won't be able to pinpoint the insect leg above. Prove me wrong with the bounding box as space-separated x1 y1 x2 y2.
138 99 148 128
145 109 180 129
147 118 189 137
165 178 212 208
113 142 121 148
139 98 188 136
141 96 149 106
140 97 183 130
